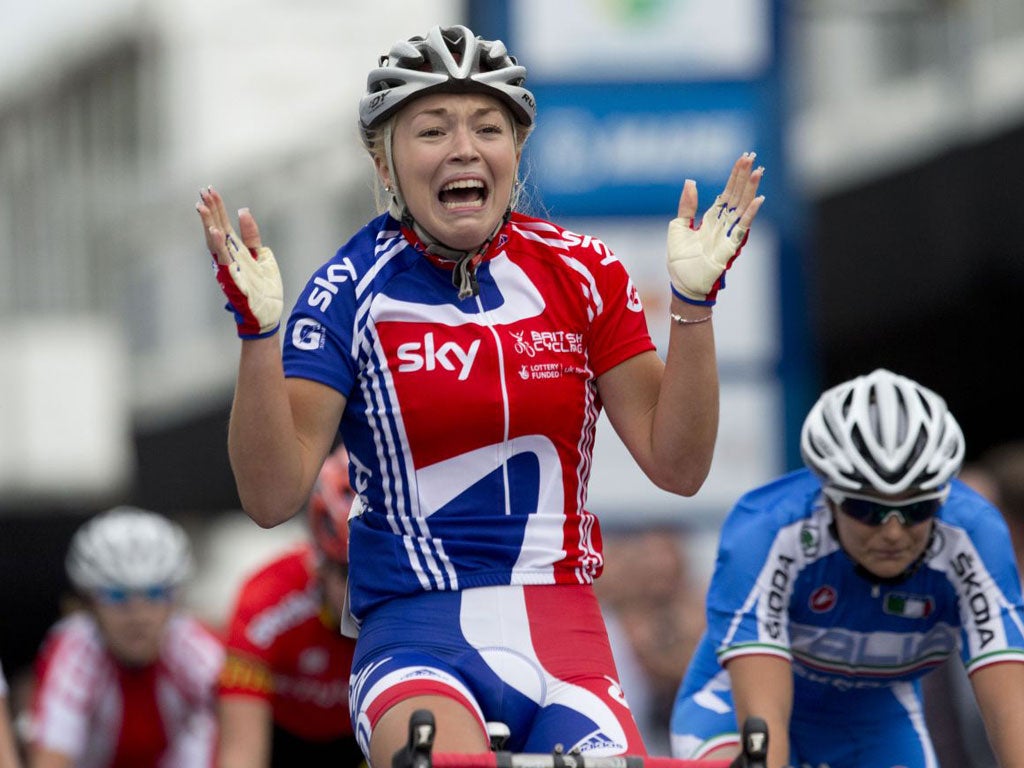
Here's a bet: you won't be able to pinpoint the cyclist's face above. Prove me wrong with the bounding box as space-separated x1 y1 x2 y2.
91 592 175 666
831 501 933 579
385 93 519 251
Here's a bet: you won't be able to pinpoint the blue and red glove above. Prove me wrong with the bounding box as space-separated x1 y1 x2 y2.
667 193 750 307
213 232 283 339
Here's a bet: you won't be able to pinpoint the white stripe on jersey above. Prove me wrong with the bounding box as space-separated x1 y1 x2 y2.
572 362 600 584
355 334 452 592
366 257 546 328
559 255 604 321
351 231 406 358
512 220 570 250
362 340 448 591
892 681 940 768
931 520 1024 670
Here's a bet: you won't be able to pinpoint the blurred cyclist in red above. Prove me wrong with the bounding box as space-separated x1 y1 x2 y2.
217 445 361 767
28 507 224 768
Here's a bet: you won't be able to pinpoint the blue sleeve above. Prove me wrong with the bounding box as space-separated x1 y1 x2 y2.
946 482 1024 667
704 495 788 652
282 253 361 397
703 471 821 660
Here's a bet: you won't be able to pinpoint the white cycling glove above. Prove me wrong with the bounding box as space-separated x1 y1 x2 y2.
213 232 283 338
667 194 750 306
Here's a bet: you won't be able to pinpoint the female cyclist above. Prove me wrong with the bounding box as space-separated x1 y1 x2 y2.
670 369 1024 768
197 23 764 766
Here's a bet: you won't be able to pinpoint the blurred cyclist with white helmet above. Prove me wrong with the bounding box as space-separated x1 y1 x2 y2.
196 22 765 765
670 369 1024 768
27 507 223 768
217 445 361 768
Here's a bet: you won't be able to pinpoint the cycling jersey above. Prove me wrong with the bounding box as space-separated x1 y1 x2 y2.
219 544 359 764
670 469 1024 768
282 211 654 755
282 212 655 624
30 611 223 768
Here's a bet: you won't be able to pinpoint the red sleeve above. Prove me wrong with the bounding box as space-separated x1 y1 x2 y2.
217 546 311 700
583 245 656 377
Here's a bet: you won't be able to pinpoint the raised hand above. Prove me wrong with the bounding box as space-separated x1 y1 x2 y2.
197 187 283 338
666 152 765 306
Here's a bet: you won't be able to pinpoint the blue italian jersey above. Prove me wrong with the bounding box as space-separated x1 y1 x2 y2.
671 468 1024 765
689 469 1024 692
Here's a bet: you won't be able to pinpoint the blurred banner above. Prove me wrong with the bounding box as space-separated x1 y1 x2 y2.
512 0 771 80
511 0 772 216
0 318 134 509
523 81 763 217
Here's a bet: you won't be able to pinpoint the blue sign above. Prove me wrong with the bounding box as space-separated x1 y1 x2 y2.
524 81 765 217
471 0 815 472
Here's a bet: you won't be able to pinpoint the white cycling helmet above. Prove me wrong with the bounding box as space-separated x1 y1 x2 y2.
359 24 535 146
66 506 193 592
800 368 965 495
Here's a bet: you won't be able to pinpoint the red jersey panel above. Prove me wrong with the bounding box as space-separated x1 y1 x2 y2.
219 544 355 740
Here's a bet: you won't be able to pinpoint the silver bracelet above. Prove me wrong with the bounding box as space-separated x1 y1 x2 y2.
670 312 714 326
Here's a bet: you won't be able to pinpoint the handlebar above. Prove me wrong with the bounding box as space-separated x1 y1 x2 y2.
430 754 731 767
393 710 769 768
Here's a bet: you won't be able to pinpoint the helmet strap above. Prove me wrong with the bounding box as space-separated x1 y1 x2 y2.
383 123 407 217
400 210 511 300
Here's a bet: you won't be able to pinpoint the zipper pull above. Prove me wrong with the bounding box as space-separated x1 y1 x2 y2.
453 253 480 300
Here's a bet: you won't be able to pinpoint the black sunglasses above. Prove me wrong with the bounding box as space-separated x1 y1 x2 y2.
823 486 949 527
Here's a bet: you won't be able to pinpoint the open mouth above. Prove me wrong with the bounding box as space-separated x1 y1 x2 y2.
439 179 488 209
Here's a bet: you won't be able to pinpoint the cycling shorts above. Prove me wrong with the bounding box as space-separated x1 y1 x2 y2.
350 584 645 758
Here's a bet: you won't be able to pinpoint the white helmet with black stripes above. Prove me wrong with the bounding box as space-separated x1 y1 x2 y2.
800 368 965 495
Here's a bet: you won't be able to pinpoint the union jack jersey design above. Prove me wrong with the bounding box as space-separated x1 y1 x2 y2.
219 544 356 741
282 212 655 624
670 470 1024 765
30 611 223 768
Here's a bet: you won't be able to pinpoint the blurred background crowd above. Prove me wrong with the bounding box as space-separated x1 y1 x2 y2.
1 0 1023 764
